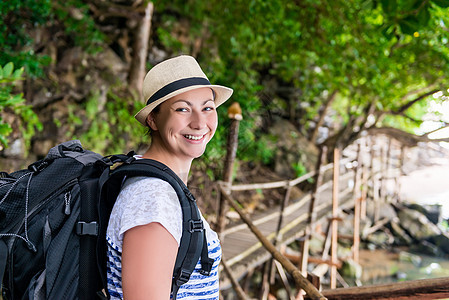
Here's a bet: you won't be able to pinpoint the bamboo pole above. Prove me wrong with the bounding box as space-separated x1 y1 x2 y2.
217 102 242 236
219 184 327 300
330 147 340 289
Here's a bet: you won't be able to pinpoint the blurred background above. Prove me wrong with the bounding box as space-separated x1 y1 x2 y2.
2 1 449 297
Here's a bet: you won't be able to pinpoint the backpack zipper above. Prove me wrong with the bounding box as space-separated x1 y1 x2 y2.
8 178 78 252
4 178 78 299
64 191 72 215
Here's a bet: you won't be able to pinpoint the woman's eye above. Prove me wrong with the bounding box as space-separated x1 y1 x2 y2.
175 107 189 112
204 106 215 111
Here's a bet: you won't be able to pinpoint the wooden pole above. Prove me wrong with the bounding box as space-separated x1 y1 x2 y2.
219 185 327 300
322 276 449 299
370 136 380 223
274 260 295 300
330 147 340 289
300 147 327 276
396 144 406 203
379 139 385 202
385 138 392 202
353 143 362 264
360 138 367 220
221 256 251 300
217 102 242 237
260 260 271 300
266 183 292 294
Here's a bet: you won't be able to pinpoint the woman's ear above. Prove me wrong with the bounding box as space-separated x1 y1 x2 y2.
146 113 158 131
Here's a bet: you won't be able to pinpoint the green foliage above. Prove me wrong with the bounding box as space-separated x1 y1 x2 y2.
52 0 104 53
0 0 104 77
0 62 42 148
292 161 307 178
3 0 449 170
147 0 449 170
66 87 147 155
0 0 52 77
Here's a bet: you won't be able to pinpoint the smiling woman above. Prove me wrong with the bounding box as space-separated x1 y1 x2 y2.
106 55 233 300
146 88 219 172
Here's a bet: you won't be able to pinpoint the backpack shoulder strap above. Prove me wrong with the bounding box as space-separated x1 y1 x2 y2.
102 158 211 299
0 239 7 287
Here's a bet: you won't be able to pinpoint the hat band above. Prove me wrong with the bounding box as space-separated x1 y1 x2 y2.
146 77 211 105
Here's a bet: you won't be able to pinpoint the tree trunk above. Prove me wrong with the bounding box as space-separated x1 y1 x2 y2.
310 90 338 144
128 2 154 96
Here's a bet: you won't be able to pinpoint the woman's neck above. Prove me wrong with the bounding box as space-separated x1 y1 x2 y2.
142 145 192 185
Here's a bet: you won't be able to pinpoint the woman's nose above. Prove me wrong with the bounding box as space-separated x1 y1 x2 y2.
189 111 207 130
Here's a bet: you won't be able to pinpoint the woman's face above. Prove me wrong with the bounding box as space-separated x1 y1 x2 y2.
149 87 218 160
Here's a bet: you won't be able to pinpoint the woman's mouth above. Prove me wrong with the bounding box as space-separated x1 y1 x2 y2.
183 134 205 141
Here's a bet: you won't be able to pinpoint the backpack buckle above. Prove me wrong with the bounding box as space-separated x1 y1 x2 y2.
175 269 191 286
28 161 49 174
76 221 98 236
188 220 203 233
184 189 196 202
199 258 214 276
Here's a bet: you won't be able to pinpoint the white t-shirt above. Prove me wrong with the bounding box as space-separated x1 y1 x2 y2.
106 176 221 299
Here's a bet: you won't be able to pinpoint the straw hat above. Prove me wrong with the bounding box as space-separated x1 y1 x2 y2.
135 55 233 126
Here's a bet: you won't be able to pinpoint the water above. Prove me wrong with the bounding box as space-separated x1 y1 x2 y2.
359 249 449 285
358 162 449 286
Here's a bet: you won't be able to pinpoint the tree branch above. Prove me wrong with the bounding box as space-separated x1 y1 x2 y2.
399 112 423 125
400 83 439 102
422 124 449 138
368 126 449 147
391 89 440 115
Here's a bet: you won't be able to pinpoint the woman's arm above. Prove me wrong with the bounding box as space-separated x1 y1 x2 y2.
122 222 178 300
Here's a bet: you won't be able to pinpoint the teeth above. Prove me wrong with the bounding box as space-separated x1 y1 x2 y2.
185 135 203 140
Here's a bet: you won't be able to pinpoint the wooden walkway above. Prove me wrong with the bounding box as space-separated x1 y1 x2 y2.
220 169 356 289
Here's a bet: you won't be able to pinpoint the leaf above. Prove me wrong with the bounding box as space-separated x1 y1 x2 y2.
3 62 13 78
402 0 422 11
431 0 449 8
417 5 431 26
0 134 9 147
0 123 12 139
5 94 25 106
12 68 23 80
380 0 397 14
0 66 3 80
381 24 395 39
399 16 420 35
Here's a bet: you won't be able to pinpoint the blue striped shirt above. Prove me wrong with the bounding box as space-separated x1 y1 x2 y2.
106 177 221 299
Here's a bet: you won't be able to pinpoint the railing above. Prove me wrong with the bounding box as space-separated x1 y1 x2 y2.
216 103 446 299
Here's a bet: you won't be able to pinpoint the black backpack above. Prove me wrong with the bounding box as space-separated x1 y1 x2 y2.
0 140 213 299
